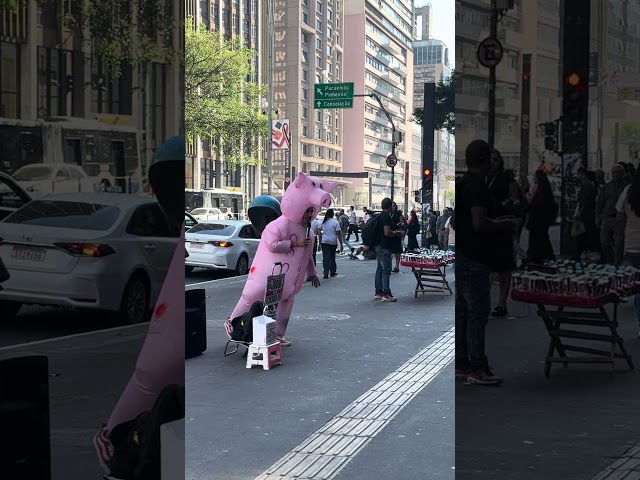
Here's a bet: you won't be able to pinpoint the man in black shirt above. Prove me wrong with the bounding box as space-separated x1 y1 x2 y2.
456 140 515 386
375 197 404 302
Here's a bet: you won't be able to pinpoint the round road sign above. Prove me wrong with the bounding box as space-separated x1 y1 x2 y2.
477 37 504 68
386 154 398 168
522 122 529 130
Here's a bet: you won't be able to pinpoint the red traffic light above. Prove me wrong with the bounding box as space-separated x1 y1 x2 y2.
565 72 581 86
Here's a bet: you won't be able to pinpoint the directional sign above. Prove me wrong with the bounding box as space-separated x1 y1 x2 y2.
386 153 398 168
618 87 640 101
477 37 503 68
314 82 354 100
314 99 354 109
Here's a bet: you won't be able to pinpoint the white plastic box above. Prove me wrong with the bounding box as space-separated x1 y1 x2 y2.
252 314 278 346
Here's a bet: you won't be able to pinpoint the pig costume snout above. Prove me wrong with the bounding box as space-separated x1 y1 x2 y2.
228 172 338 338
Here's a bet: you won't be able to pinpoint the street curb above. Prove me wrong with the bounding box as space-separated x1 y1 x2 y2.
592 443 640 480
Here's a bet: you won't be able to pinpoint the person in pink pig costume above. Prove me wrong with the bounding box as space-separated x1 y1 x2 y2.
225 172 337 346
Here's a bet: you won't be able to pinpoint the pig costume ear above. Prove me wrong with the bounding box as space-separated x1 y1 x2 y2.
294 172 338 193
321 180 338 193
295 172 309 188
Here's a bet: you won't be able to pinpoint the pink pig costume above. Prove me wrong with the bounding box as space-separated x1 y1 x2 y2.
228 172 337 337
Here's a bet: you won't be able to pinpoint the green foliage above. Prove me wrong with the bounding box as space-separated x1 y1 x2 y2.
185 19 268 167
413 71 455 136
620 121 640 160
1 0 176 77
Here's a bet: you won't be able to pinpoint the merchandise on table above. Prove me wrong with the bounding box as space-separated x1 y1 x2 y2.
401 249 455 267
512 261 639 298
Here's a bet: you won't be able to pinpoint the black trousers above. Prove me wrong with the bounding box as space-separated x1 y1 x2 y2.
321 243 337 276
312 237 318 266
347 224 359 241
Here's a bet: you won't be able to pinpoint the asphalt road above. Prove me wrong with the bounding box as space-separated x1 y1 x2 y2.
186 251 455 480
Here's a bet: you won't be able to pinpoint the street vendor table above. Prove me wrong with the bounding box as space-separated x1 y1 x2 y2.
510 290 634 378
400 260 453 298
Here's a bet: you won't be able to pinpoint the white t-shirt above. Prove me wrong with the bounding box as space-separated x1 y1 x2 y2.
310 219 322 238
320 218 341 245
349 210 357 225
616 184 640 252
445 216 455 245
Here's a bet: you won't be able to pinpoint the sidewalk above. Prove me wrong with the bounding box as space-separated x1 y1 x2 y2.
186 255 455 480
456 285 640 480
1 325 148 480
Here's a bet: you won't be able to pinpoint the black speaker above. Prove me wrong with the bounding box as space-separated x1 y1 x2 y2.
185 289 207 359
0 354 51 480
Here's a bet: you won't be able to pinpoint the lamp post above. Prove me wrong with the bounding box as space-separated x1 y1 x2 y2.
265 0 275 195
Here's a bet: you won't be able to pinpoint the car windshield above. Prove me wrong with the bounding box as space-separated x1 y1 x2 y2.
188 223 236 237
190 208 209 215
4 200 121 230
12 166 52 181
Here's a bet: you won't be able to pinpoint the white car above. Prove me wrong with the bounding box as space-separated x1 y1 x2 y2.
189 207 224 221
0 193 178 324
12 163 95 199
185 220 260 276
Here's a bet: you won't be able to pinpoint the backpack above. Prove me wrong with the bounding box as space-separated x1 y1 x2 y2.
108 384 185 480
361 214 382 247
230 300 264 343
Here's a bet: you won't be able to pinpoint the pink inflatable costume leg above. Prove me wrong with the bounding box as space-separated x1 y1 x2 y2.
275 296 295 337
106 245 185 431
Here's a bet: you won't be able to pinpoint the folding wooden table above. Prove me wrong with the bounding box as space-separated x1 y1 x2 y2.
511 290 634 378
400 260 453 298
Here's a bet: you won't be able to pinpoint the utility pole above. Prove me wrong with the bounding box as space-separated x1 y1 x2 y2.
488 0 498 148
421 83 435 248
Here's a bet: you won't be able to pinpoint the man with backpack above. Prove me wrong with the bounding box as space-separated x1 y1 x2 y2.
362 197 405 302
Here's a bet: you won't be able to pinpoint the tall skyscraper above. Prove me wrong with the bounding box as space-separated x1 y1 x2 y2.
342 0 414 211
186 0 261 197
266 0 346 199
415 4 435 40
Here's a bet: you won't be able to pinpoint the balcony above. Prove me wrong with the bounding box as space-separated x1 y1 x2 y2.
381 38 402 56
456 93 489 113
393 62 408 77
381 69 400 83
375 50 392 66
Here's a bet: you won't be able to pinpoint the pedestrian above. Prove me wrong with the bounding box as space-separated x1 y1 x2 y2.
337 209 354 256
406 210 420 250
487 149 519 317
596 164 627 265
573 167 598 261
319 208 342 279
363 207 372 222
391 202 404 272
428 211 439 247
374 198 404 301
525 170 556 264
305 215 323 282
347 205 359 241
437 208 450 250
445 213 454 252
615 167 640 338
456 139 515 386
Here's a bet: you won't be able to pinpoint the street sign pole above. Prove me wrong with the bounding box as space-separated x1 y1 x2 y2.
489 0 498 148
422 83 436 248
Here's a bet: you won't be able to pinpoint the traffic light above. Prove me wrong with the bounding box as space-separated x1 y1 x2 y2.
563 72 588 136
422 168 432 186
65 75 74 93
542 122 557 151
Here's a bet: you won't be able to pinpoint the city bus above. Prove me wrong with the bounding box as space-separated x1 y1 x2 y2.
0 117 143 194
185 188 245 218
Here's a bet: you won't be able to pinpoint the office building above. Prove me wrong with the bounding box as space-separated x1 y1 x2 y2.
414 4 435 40
0 0 182 177
267 0 346 200
342 0 414 211
185 0 261 198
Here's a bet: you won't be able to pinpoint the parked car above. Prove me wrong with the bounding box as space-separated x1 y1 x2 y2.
185 220 260 276
189 207 224 221
12 163 95 199
0 193 178 324
0 172 32 222
185 211 198 231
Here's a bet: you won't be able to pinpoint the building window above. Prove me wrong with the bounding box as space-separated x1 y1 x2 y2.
316 110 322 121
315 145 322 157
302 69 308 82
316 38 322 50
302 31 310 44
144 63 167 146
1 42 21 118
316 56 322 68
302 87 308 100
302 125 308 136
326 132 331 142
302 12 309 25
302 51 309 63
317 1 322 12
326 45 332 56
328 9 333 20
315 127 321 139
327 26 332 38
316 19 322 30
89 53 133 116
302 106 308 118
302 143 309 155
326 62 332 73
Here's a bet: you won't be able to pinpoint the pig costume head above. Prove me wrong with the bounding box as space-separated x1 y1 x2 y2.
280 172 338 224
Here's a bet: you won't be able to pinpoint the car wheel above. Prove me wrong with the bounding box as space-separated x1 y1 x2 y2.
185 266 194 274
235 254 249 276
119 273 150 324
0 300 22 321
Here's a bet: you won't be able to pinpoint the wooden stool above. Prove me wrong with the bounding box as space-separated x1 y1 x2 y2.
246 343 283 370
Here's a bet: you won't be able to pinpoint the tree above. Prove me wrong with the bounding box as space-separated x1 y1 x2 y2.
185 19 268 166
413 71 455 135
1 0 176 77
620 121 640 161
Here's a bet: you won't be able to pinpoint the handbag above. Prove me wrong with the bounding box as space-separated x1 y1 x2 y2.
571 218 586 236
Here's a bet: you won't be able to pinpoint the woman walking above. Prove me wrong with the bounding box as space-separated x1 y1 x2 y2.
391 202 405 272
319 209 342 279
406 210 420 250
526 170 556 264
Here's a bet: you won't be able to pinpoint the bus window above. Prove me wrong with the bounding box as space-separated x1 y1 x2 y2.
112 140 126 192
65 138 82 165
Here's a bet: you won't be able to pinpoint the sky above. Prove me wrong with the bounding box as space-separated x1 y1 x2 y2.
415 0 456 67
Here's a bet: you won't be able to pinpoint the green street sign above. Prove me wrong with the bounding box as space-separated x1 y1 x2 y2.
314 98 354 109
314 82 354 101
